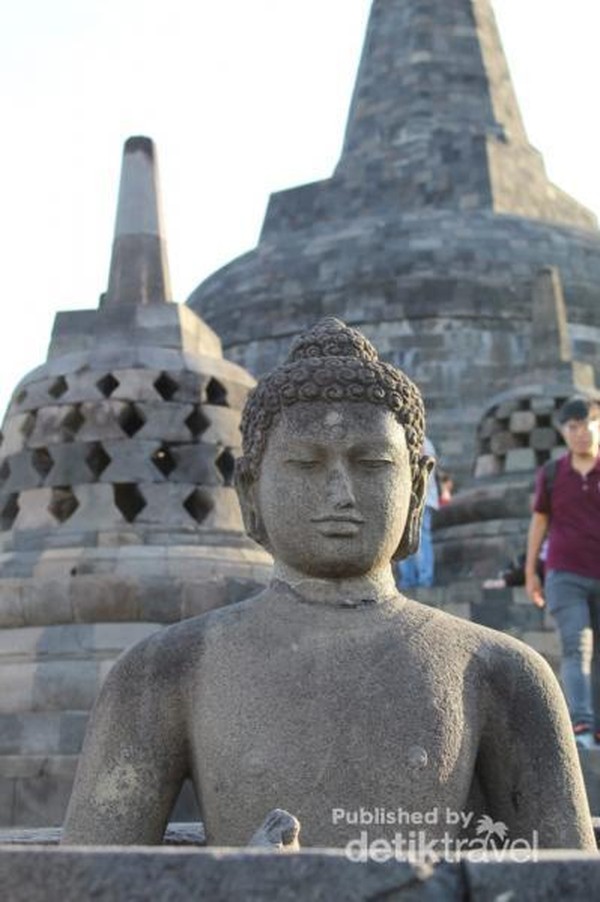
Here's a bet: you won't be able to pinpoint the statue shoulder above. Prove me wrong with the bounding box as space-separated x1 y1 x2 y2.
403 600 559 693
105 588 272 693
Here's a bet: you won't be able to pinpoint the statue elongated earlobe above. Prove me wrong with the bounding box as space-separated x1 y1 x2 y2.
394 455 434 560
234 460 270 550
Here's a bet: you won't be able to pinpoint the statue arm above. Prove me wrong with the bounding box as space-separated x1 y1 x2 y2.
62 634 189 845
476 642 596 850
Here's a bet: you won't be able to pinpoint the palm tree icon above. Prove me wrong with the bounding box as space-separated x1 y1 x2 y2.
475 815 509 847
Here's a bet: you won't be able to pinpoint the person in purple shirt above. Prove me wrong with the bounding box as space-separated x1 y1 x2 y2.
525 396 600 749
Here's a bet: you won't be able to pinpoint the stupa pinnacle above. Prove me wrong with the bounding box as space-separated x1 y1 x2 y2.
188 0 600 480
336 0 590 224
0 137 271 828
104 135 172 306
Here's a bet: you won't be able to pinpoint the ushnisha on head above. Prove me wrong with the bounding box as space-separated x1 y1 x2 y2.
235 318 432 564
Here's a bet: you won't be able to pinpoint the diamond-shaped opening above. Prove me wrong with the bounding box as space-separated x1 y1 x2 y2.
151 444 177 477
206 377 228 407
48 376 69 399
0 460 10 485
0 493 19 530
154 371 179 401
215 447 235 486
31 447 54 479
185 406 210 439
15 389 28 405
85 442 111 479
49 486 79 523
114 483 147 522
183 488 213 524
62 406 85 441
22 413 36 439
96 373 120 398
118 403 146 437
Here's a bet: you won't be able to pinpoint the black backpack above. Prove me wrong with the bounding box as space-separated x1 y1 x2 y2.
542 458 559 515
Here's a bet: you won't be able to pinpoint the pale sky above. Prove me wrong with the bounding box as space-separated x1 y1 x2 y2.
1 1 599 419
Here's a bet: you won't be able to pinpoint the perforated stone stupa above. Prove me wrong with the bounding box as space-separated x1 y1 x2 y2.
435 266 599 585
188 0 600 481
0 137 271 826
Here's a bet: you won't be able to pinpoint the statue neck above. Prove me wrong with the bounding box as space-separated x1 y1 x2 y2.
271 562 398 607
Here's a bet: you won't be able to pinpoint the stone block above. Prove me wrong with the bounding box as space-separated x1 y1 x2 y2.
135 404 198 443
90 622 161 653
135 578 181 622
11 759 76 828
168 445 223 486
201 406 244 446
31 660 100 711
494 398 520 418
22 580 73 628
471 597 510 631
2 450 44 492
76 401 133 442
58 711 89 754
490 431 518 455
579 749 600 816
0 662 35 713
0 848 464 901
70 576 140 623
520 630 561 659
40 444 93 486
11 488 55 531
509 410 536 433
504 448 536 472
0 582 25 627
97 441 161 483
0 414 35 456
530 396 557 415
465 854 600 900
530 427 560 451
0 712 62 755
473 454 501 478
0 774 15 825
0 624 44 658
65 484 123 530
209 487 244 532
109 368 168 403
28 406 83 447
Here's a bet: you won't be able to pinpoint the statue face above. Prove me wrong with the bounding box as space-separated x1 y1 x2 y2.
254 401 414 578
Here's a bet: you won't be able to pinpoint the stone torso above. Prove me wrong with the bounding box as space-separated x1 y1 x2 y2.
184 589 492 846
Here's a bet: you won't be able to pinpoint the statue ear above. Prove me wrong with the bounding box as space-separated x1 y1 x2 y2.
234 459 271 550
394 454 434 561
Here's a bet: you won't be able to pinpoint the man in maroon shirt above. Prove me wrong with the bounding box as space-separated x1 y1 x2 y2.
526 396 600 749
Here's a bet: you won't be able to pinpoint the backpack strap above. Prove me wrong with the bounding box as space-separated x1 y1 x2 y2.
542 458 559 516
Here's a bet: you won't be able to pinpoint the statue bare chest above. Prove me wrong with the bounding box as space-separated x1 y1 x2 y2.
187 612 482 844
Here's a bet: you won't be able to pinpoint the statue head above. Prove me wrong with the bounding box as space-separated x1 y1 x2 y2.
235 318 432 576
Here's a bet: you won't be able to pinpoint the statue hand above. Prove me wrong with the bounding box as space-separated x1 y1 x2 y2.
247 808 301 852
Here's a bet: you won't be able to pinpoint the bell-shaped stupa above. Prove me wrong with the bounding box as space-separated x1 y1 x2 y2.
0 137 271 827
188 0 600 482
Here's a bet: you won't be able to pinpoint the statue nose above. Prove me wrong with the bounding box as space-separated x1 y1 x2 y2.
326 465 356 508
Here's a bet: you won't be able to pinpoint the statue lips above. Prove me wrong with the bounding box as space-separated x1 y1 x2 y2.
311 514 365 537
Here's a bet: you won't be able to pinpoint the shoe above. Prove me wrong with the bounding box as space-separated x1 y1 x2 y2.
573 724 595 750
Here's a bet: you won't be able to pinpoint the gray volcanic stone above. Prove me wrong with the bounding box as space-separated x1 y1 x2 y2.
1 849 600 902
187 0 600 486
0 137 271 828
62 321 594 850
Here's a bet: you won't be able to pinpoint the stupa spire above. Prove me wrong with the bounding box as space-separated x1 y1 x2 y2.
340 0 526 163
104 136 172 306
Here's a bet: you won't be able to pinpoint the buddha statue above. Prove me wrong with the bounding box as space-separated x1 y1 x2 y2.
63 318 595 851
